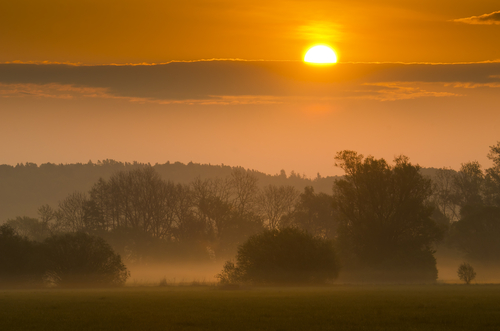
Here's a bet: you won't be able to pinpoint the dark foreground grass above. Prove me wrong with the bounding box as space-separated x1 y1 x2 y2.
2 284 500 331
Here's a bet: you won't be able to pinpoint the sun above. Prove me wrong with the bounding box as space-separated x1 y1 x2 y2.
304 45 338 64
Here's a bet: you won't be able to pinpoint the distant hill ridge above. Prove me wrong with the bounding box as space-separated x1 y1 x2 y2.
0 160 340 222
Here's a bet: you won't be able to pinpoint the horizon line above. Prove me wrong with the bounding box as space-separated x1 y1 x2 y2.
2 59 500 67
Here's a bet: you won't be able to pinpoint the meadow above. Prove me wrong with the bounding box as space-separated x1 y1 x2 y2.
2 284 500 331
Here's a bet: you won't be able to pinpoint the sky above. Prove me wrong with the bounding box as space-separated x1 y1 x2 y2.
1 0 500 177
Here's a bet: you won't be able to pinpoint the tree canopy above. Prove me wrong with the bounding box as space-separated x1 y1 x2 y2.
333 151 443 281
441 142 500 263
0 226 129 288
0 225 44 286
217 228 340 285
43 232 129 287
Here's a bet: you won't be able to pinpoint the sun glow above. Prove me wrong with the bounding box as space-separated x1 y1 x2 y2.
304 45 338 64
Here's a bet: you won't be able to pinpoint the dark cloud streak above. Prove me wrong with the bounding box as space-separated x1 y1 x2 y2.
454 10 500 25
1 61 500 101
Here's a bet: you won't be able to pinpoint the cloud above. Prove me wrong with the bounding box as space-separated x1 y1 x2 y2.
445 82 500 89
453 11 500 25
359 82 461 101
0 83 285 106
0 61 499 104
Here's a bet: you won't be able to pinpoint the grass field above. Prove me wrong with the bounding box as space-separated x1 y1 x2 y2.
2 285 500 330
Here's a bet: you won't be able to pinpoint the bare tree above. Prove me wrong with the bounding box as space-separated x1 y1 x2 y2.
453 161 484 207
257 185 299 229
229 168 259 215
191 177 232 239
432 167 460 223
88 167 179 240
58 191 88 232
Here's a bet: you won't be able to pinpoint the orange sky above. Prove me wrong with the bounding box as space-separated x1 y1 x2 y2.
1 0 499 64
1 1 500 176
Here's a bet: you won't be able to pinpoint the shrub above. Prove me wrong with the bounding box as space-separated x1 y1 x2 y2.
43 232 129 287
0 225 44 286
217 228 340 285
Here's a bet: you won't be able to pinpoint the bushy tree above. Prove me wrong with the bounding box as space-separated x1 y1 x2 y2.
448 143 500 263
217 228 340 285
0 225 44 286
285 186 337 239
450 205 500 262
5 216 51 242
333 151 443 281
43 232 129 287
457 262 476 285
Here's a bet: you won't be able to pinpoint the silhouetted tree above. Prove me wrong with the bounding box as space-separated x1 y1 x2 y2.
191 177 231 239
447 143 500 262
452 161 484 208
5 216 51 242
431 167 460 223
257 185 299 229
215 211 264 259
285 186 337 238
0 225 44 286
457 262 476 285
450 205 500 262
42 232 129 287
88 167 179 239
485 141 500 207
229 168 259 215
333 151 443 281
57 191 88 232
217 228 340 284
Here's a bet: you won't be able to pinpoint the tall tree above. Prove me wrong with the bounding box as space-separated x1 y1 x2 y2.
452 161 484 208
287 186 337 239
333 151 443 281
431 167 460 223
450 142 500 262
229 168 259 216
485 141 500 207
257 185 299 229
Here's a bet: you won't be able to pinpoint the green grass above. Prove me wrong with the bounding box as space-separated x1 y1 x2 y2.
2 285 500 330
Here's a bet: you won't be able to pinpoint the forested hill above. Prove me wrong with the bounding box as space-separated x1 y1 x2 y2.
0 160 339 222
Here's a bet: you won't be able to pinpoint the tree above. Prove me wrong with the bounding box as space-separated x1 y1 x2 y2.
333 151 443 281
431 167 460 223
217 228 340 285
5 216 51 242
447 143 500 263
42 232 129 287
0 225 44 286
257 185 299 229
57 191 89 232
452 162 484 208
485 141 500 207
88 167 180 239
286 186 337 239
457 262 476 285
450 205 500 262
229 168 259 215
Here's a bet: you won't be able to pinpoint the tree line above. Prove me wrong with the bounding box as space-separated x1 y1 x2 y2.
6 167 333 265
4 141 500 284
0 160 336 223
